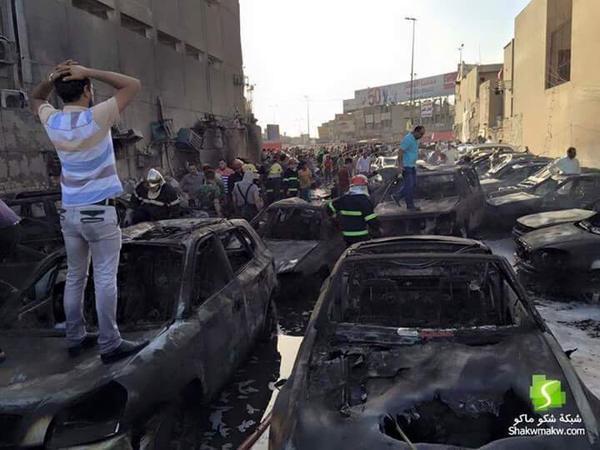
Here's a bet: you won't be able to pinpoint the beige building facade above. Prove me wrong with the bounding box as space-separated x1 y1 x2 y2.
454 64 504 143
509 0 600 166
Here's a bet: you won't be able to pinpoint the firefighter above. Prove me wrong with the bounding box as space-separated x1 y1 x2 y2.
328 174 379 246
130 169 181 224
282 158 300 198
265 154 284 204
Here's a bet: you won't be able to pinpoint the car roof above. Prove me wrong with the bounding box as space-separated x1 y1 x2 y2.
1 190 61 202
417 165 466 176
122 218 237 244
348 236 492 255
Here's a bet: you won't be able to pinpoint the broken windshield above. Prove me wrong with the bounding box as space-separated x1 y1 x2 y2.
259 208 323 240
0 244 184 332
332 258 526 330
414 174 458 200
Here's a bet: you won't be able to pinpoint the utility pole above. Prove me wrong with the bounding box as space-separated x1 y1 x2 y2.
405 17 417 124
304 95 311 139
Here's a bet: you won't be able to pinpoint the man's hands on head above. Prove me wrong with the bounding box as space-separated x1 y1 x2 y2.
55 64 90 82
48 59 79 82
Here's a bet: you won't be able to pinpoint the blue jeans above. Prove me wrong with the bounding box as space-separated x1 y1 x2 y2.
393 167 417 209
61 205 123 354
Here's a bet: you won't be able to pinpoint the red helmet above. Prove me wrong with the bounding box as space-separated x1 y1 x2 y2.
350 174 369 187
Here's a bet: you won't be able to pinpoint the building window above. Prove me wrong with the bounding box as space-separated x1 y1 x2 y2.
121 14 151 38
185 44 204 62
157 31 179 51
546 0 572 89
72 0 112 20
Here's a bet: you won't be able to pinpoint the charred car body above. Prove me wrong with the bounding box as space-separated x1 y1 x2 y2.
1 190 63 254
253 198 345 294
515 212 600 299
270 236 600 449
486 172 600 229
374 166 486 237
0 219 277 449
480 157 551 196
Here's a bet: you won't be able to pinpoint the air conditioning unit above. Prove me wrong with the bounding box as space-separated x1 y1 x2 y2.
0 39 15 65
0 89 27 108
176 128 203 152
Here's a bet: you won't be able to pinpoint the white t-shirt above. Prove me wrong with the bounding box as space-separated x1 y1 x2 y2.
554 156 581 175
356 156 371 174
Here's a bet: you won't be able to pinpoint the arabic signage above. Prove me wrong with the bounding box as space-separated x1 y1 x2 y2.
421 100 434 118
354 72 457 108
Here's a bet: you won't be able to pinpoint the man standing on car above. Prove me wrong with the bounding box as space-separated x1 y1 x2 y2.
393 125 426 211
32 61 148 363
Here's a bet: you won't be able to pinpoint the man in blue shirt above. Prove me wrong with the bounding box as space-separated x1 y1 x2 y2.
392 126 425 210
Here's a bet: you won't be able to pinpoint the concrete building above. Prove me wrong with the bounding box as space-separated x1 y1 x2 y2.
454 63 504 143
506 0 600 165
0 0 257 193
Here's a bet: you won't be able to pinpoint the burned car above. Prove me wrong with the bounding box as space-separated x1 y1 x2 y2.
0 218 277 449
480 157 551 196
486 172 600 229
270 236 600 449
2 190 62 254
515 212 600 299
513 208 599 238
253 198 345 293
374 166 486 237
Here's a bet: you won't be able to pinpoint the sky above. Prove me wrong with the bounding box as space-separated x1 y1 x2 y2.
239 0 531 138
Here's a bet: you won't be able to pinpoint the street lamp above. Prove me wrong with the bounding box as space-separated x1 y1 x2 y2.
304 95 311 139
405 17 417 107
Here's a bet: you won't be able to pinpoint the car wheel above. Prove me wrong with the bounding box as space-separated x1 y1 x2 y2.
577 270 600 303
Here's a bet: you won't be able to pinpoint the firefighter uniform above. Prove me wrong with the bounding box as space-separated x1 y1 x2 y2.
282 167 300 198
328 192 379 246
131 181 181 224
265 161 283 204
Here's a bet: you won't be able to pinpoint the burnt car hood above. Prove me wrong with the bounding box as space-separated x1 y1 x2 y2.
375 197 459 219
519 223 594 250
517 209 596 231
487 191 541 207
265 239 320 274
291 328 597 449
0 329 161 409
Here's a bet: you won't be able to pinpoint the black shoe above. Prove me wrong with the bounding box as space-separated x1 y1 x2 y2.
407 206 422 212
101 340 149 364
68 333 99 358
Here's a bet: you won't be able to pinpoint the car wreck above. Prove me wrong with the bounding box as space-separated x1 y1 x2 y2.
270 236 600 450
515 212 600 300
253 198 344 285
0 218 277 449
486 172 600 229
374 166 485 237
513 208 598 238
480 157 551 196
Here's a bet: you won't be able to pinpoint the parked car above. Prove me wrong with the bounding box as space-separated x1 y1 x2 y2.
0 218 277 449
513 208 599 238
486 172 600 228
515 212 600 299
253 198 345 291
374 166 486 237
269 236 600 450
2 190 62 253
480 157 552 196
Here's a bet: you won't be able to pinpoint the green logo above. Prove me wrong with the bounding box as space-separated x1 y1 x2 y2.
530 375 567 412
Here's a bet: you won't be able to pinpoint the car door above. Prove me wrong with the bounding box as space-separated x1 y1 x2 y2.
229 225 273 341
573 177 600 209
545 179 577 210
188 235 248 398
462 168 486 229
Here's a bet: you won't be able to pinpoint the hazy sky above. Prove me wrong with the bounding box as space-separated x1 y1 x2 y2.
240 0 530 137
